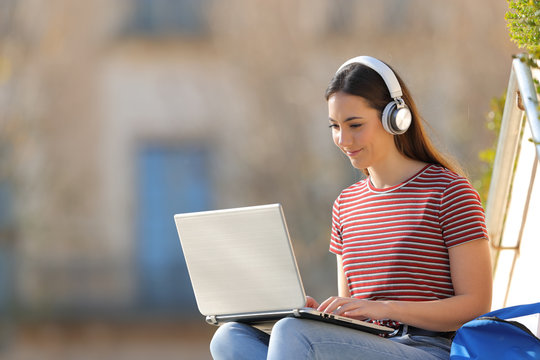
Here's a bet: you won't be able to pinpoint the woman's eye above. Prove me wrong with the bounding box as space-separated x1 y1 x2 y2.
350 123 362 128
329 124 339 129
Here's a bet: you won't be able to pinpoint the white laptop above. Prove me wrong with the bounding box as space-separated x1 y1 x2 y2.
174 203 394 335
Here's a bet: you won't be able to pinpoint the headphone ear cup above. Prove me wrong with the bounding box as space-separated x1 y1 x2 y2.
382 102 398 134
382 101 411 135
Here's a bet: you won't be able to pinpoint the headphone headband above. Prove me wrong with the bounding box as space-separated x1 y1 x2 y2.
335 56 403 99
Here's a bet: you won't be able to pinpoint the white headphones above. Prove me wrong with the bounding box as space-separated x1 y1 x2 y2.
336 56 412 135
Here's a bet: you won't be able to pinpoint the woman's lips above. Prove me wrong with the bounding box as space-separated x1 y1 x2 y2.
345 149 362 156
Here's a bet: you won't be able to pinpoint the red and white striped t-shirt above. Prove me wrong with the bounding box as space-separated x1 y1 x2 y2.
329 164 488 304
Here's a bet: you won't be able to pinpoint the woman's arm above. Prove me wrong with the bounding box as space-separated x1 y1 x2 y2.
337 255 351 298
319 238 493 331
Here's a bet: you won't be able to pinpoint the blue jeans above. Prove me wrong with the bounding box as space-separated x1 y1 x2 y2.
210 318 452 360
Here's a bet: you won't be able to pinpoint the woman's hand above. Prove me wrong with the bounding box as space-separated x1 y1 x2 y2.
305 296 320 309
317 296 388 321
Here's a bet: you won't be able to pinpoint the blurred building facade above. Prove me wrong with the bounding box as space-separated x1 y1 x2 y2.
0 0 517 322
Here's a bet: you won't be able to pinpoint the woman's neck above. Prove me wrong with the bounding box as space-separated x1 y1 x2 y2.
368 154 427 189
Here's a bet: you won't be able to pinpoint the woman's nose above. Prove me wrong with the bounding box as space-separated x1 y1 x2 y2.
336 129 352 146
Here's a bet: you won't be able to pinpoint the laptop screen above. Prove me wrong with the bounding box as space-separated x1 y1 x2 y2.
175 204 306 316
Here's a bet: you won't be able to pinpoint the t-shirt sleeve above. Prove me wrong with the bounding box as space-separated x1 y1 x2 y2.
440 177 489 248
329 196 343 255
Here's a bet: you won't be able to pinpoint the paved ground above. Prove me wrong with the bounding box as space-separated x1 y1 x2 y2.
0 321 215 360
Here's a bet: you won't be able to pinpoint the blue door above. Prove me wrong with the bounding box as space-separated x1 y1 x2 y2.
136 144 212 314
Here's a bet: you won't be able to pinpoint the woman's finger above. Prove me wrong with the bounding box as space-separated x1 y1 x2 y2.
317 296 339 312
305 296 319 308
318 297 355 314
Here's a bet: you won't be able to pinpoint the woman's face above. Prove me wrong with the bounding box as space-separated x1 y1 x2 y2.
328 91 395 170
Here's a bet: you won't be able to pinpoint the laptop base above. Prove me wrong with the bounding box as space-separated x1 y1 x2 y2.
206 308 394 336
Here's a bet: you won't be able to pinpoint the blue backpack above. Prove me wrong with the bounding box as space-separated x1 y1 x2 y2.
450 302 540 359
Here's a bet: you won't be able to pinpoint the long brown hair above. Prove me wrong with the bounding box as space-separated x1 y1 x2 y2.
325 61 465 177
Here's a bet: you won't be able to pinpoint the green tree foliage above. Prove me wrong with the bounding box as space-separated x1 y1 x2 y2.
475 95 505 205
506 0 540 56
506 0 540 106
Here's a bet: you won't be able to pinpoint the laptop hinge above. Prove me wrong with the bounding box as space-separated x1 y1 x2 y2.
206 315 219 325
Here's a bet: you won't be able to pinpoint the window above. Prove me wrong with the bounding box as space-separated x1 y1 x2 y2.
135 143 212 313
130 0 209 36
0 179 14 312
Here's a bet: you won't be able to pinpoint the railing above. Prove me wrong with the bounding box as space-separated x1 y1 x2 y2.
486 55 540 310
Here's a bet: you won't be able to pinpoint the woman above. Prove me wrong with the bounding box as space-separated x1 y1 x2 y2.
210 56 493 360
